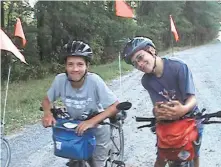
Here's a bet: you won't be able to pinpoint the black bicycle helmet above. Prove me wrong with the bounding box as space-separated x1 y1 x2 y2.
63 40 93 62
122 37 155 64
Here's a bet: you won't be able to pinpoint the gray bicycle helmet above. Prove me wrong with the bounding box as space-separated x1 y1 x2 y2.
63 40 93 62
122 37 155 64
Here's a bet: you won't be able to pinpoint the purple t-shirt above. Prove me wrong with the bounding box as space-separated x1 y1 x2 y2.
142 57 199 114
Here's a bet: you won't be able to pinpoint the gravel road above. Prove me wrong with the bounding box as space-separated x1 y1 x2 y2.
5 41 221 167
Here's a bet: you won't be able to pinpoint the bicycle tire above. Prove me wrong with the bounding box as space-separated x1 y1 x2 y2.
67 160 89 167
1 138 11 167
168 160 194 167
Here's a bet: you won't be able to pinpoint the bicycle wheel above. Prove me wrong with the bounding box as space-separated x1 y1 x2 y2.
108 122 125 167
66 159 88 167
168 160 194 167
1 138 11 167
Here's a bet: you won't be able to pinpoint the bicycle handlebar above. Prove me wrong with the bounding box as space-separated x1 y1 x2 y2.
135 117 155 122
135 109 221 129
199 111 221 119
40 101 132 128
40 107 119 129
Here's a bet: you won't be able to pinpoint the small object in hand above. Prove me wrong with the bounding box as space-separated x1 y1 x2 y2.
160 101 174 107
63 122 78 129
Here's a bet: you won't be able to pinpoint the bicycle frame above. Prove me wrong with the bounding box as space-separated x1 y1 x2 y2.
110 122 124 161
106 119 125 167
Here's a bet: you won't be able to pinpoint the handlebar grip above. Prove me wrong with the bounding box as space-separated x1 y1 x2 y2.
204 111 221 118
216 111 221 117
135 117 155 122
39 107 56 114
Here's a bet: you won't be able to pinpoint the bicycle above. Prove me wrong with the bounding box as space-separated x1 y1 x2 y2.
40 101 132 167
135 108 221 167
1 122 11 167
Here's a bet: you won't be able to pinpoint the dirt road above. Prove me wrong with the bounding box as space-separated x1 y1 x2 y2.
6 42 221 167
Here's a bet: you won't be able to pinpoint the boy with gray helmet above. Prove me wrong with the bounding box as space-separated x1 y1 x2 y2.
122 37 203 167
42 40 119 167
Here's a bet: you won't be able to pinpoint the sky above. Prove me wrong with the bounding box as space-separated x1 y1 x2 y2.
28 0 38 7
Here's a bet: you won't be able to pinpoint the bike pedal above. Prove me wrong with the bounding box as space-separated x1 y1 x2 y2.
112 160 125 166
66 161 70 166
111 151 120 156
66 160 79 167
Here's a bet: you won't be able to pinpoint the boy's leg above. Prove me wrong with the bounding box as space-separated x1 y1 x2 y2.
193 121 204 167
194 157 199 167
92 125 111 167
154 157 167 167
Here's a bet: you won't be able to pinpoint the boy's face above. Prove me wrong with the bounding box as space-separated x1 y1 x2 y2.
131 49 155 73
65 56 88 82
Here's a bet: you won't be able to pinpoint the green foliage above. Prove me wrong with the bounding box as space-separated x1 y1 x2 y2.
1 1 221 82
136 1 221 47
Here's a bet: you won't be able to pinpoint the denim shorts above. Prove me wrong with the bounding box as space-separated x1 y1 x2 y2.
194 121 204 157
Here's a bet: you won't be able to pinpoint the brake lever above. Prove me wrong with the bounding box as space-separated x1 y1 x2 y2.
137 124 154 129
135 117 156 123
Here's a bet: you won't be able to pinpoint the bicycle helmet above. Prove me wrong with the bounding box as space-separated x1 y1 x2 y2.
122 37 155 65
63 40 93 62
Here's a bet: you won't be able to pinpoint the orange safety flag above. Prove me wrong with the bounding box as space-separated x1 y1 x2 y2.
115 0 135 18
170 15 179 42
0 29 27 63
14 18 27 47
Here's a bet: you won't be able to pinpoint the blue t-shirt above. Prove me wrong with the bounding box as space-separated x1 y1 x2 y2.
141 57 199 114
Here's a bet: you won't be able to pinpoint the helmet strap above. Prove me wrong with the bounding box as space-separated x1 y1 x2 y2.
151 56 157 74
65 69 87 83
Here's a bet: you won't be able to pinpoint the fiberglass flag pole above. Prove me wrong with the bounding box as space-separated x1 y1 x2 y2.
118 52 122 98
115 0 135 99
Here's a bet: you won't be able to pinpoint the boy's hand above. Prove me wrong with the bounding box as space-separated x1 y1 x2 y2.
154 101 186 121
42 113 56 127
160 100 187 118
75 119 97 136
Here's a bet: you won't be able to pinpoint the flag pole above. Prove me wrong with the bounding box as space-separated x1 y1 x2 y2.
170 15 174 56
118 51 122 99
171 35 174 56
2 56 15 135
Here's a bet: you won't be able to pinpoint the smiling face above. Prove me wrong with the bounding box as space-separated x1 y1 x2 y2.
131 49 156 73
65 56 88 82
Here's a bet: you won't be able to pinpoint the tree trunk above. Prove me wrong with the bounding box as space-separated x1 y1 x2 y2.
37 4 44 61
1 1 4 28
